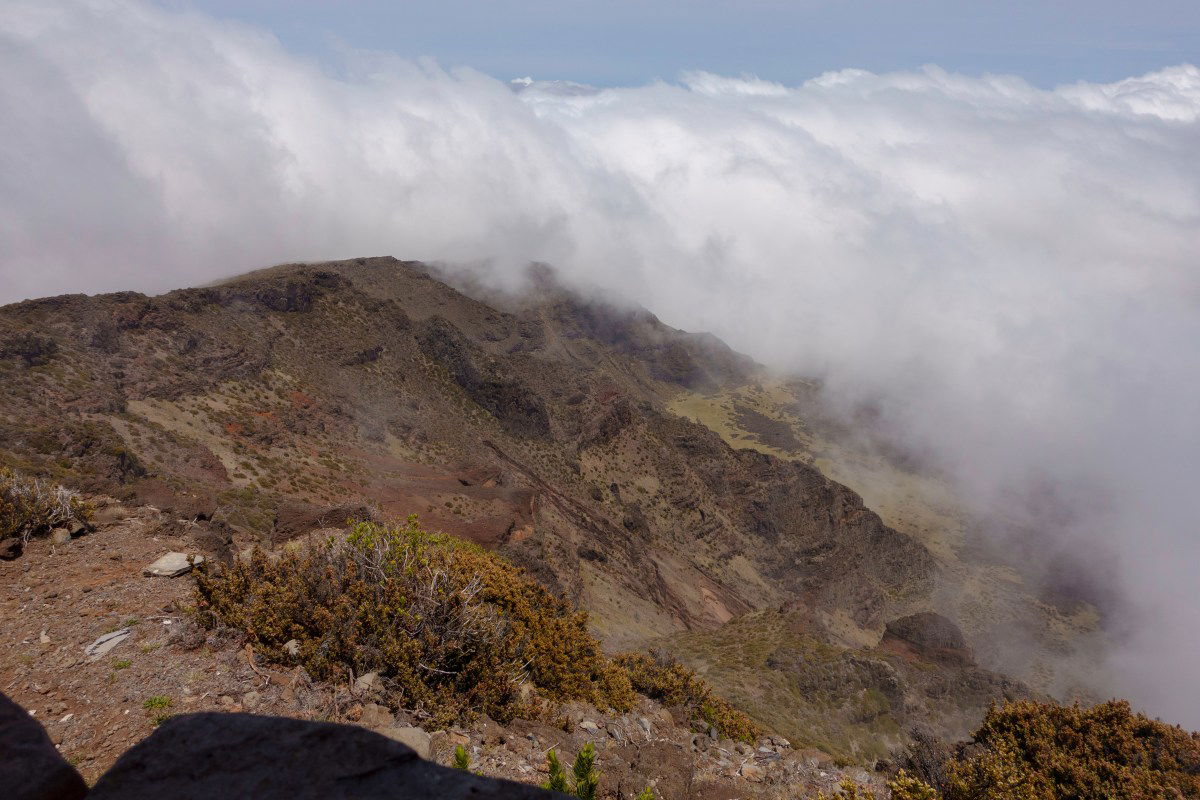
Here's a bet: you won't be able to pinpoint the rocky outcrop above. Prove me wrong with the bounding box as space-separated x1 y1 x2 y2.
0 691 87 800
883 612 972 663
87 711 556 799
0 691 555 800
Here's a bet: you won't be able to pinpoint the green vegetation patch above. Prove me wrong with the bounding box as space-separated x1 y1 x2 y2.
614 651 763 742
944 699 1200 800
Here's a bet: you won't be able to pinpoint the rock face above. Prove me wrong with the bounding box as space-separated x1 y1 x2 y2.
86 711 554 800
0 691 87 800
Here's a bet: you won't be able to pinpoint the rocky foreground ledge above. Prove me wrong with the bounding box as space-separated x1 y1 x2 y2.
2 690 555 800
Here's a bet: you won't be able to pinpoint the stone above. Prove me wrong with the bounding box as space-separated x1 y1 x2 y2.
740 762 766 781
354 671 381 693
637 716 652 736
283 639 300 657
85 629 131 660
376 725 431 759
579 720 600 734
87 712 555 799
0 537 21 560
607 724 624 743
360 703 394 729
241 692 261 710
0 691 88 800
50 528 72 545
38 630 50 645
143 552 204 578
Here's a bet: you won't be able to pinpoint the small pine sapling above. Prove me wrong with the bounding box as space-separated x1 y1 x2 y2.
543 749 570 793
571 742 599 800
453 744 471 771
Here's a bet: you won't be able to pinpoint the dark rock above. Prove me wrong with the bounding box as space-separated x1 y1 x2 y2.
0 692 87 800
88 712 557 799
0 537 23 560
883 612 972 663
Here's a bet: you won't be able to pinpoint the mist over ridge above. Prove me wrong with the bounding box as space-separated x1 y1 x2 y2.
2 1 1199 724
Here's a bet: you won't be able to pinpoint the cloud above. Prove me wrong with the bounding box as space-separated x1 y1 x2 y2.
3 0 1200 723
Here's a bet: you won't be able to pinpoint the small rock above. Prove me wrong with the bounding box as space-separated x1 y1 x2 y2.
377 725 431 759
143 552 204 578
740 762 766 781
708 725 719 740
354 672 381 693
218 695 236 708
39 630 50 645
607 724 624 743
85 629 131 660
50 528 72 545
637 716 651 736
579 720 600 735
0 536 21 559
360 703 394 729
283 639 301 657
242 691 261 710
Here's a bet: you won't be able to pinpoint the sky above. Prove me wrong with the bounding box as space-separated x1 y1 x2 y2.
179 0 1200 88
2 0 1200 726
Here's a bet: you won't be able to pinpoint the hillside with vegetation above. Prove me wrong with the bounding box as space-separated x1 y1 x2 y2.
1 256 1183 798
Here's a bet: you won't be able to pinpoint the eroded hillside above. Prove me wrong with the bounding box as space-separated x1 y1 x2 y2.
0 256 1078 762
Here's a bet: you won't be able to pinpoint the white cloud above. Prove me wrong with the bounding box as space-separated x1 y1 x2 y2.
3 0 1200 724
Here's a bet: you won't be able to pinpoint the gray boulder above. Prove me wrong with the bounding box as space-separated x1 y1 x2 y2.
88 711 557 799
0 691 87 800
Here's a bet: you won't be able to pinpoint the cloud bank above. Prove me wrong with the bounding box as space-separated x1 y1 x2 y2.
3 1 1200 723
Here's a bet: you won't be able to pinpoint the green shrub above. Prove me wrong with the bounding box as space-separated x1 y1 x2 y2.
888 770 939 800
613 651 763 742
944 699 1200 800
452 744 471 771
0 467 92 543
195 517 633 727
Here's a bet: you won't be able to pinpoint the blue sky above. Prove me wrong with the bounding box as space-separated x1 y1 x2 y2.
181 0 1200 87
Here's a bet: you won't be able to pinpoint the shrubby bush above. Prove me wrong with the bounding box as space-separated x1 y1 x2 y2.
944 699 1200 800
195 517 636 726
0 466 92 543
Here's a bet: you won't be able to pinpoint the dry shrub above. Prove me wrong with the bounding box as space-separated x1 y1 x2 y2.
614 650 763 743
0 466 92 543
945 699 1200 800
194 516 632 727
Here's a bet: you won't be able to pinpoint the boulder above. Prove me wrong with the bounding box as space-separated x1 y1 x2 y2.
0 692 87 800
88 712 549 799
50 528 72 544
377 725 431 759
143 552 204 577
883 612 972 663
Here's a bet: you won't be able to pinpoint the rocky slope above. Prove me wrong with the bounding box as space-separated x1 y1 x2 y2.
0 256 1064 773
